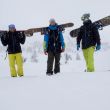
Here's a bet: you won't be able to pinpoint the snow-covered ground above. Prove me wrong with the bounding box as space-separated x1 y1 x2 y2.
0 44 110 110
0 0 110 110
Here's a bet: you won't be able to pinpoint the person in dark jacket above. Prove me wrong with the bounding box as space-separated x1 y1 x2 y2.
43 19 65 75
77 14 101 72
1 24 26 77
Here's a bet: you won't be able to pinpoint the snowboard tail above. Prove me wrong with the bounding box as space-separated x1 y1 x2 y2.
70 16 110 38
95 16 110 28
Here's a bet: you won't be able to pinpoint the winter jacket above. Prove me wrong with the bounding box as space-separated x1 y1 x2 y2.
1 31 26 54
77 20 101 49
43 25 65 53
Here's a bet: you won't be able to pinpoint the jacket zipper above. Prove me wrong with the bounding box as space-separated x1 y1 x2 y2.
12 33 15 53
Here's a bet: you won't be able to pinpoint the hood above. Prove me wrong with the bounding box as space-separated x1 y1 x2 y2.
49 25 58 30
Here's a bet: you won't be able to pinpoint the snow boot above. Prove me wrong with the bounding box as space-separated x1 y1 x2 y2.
46 71 53 76
54 70 60 74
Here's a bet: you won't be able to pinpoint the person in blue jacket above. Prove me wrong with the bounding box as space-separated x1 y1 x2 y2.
43 18 65 75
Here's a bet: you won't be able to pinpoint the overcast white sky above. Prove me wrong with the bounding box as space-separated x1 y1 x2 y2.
0 0 110 41
0 0 109 28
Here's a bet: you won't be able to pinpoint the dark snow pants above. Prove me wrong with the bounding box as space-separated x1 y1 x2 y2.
47 52 61 73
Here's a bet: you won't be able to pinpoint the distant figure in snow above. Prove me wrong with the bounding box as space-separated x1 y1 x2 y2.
65 53 72 64
43 18 65 75
1 24 26 77
31 50 38 63
77 13 101 72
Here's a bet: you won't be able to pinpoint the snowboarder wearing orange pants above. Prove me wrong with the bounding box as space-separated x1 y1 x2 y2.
77 14 101 72
1 24 26 77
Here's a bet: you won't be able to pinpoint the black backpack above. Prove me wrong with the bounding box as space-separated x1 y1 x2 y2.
81 21 97 38
47 27 62 53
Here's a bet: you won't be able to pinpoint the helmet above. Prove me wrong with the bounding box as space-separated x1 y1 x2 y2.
81 13 90 22
49 18 56 24
8 24 16 30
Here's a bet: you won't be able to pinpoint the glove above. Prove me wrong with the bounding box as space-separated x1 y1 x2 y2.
62 48 65 52
77 44 80 51
96 45 101 51
44 49 48 55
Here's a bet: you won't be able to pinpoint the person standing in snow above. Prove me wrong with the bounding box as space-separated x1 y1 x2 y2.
77 14 101 72
1 24 26 77
43 19 65 75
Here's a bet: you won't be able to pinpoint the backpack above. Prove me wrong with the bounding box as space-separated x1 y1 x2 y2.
47 27 62 53
81 21 97 38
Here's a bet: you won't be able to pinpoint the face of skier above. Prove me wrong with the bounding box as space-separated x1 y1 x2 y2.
9 28 16 32
81 17 89 22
